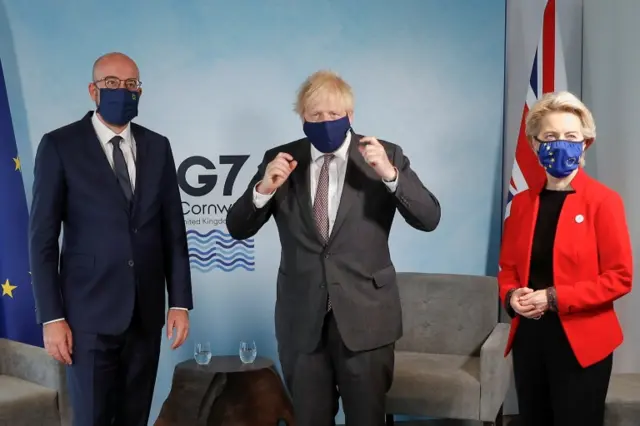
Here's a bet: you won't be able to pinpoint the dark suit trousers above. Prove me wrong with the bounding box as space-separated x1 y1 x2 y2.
66 304 162 426
512 312 612 426
279 311 394 426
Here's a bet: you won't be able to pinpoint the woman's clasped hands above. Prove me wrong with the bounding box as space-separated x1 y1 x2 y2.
510 288 549 319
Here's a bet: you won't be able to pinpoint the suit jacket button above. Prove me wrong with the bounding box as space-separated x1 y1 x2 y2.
132 228 138 233
324 254 330 259
128 260 135 267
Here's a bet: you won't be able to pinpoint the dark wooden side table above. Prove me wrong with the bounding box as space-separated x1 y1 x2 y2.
155 356 295 426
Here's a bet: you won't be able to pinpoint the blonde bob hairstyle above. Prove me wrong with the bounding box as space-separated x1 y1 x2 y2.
294 70 354 117
525 91 596 167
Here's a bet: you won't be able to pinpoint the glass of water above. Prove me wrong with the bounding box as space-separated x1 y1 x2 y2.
194 342 212 365
239 340 257 364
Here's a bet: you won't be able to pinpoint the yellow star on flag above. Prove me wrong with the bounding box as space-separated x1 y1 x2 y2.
13 156 21 171
1 279 17 298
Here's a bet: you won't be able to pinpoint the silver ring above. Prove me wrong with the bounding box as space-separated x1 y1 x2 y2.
532 314 543 320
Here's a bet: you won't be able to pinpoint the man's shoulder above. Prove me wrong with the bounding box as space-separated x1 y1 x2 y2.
45 114 90 141
379 139 399 157
130 122 167 144
362 135 398 149
354 133 400 156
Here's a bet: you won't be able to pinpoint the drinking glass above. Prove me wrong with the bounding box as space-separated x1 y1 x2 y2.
194 342 212 365
239 340 257 364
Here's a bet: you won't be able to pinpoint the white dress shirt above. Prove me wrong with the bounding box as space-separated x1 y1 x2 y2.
44 112 186 325
252 133 398 232
92 112 137 191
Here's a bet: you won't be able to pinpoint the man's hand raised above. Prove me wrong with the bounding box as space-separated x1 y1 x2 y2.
358 137 397 181
256 152 297 195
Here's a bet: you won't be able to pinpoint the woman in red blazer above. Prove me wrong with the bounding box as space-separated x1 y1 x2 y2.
498 91 633 426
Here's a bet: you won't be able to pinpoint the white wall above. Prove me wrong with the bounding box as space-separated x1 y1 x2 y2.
582 0 640 373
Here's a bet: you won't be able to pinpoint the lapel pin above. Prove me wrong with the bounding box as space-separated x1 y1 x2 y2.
575 214 584 223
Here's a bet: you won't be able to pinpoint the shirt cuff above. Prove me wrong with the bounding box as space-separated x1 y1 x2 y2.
169 307 189 311
252 181 276 208
546 287 558 312
44 318 65 325
382 168 399 193
504 288 517 318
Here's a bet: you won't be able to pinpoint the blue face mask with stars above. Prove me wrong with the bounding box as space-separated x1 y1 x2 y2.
535 138 584 178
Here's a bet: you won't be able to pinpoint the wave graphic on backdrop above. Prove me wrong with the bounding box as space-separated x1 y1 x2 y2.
187 229 255 272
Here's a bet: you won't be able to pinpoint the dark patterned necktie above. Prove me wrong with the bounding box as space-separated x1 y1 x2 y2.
109 136 133 202
312 154 334 310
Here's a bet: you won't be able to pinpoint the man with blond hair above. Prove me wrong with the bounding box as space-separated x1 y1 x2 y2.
227 70 440 425
29 52 192 426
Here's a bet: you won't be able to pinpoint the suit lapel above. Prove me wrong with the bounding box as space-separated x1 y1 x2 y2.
81 113 130 210
328 132 365 244
290 132 366 245
131 125 148 216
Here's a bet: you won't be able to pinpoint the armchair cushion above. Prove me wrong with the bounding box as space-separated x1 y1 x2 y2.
395 273 499 356
385 351 480 420
605 374 640 426
0 338 71 426
386 273 511 422
480 323 512 421
0 375 60 426
0 338 65 391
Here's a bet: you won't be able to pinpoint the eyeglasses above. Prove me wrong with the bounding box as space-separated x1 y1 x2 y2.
94 76 142 91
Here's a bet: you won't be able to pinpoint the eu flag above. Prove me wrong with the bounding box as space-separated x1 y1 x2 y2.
0 59 42 346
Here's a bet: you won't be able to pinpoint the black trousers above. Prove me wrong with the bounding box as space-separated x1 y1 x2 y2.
278 311 395 426
512 312 612 426
66 304 162 426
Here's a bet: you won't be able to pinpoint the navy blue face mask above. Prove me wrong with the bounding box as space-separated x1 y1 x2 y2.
535 138 584 178
303 116 351 153
96 88 140 126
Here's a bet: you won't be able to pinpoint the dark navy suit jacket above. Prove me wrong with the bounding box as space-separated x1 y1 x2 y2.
29 112 192 335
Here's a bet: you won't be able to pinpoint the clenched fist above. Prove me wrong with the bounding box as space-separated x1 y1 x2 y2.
358 137 397 181
256 152 298 195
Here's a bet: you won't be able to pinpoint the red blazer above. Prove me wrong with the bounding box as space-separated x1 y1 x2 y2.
498 169 633 367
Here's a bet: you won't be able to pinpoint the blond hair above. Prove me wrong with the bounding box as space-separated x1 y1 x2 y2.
526 91 596 141
294 70 354 117
525 91 595 167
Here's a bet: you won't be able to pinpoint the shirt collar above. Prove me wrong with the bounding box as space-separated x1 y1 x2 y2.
310 131 351 163
91 111 133 146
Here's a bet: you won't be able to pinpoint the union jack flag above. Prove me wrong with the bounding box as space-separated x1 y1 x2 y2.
505 0 566 219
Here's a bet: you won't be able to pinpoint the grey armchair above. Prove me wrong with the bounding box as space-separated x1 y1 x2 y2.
385 273 511 426
0 338 71 426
